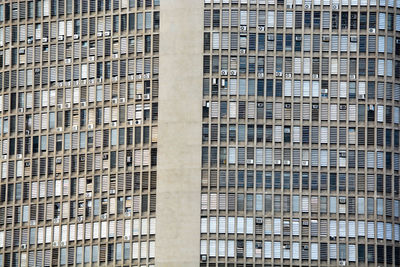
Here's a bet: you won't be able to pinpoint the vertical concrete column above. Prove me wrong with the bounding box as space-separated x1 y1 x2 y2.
156 1 203 266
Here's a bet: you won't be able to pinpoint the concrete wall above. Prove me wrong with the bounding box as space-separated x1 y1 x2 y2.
156 1 203 266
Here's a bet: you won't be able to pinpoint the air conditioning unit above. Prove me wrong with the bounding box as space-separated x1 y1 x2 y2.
77 216 83 222
135 120 141 125
58 35 64 41
30 220 36 226
89 56 95 61
304 4 311 9
17 154 22 159
25 162 30 167
144 73 150 79
125 211 131 217
137 74 142 79
101 214 107 220
21 244 27 249
359 94 365 100
97 32 103 37
120 98 125 103
58 82 64 87
136 94 142 100
17 108 24 113
88 124 94 130
144 94 150 100
128 120 134 125
322 36 330 42
124 235 130 241
75 80 81 86
285 73 292 78
349 74 356 80
220 70 228 76
339 198 346 204
19 48 25 54
112 76 118 82
80 101 86 107
286 4 293 9
295 36 302 41
73 34 79 39
42 37 48 43
113 53 119 59
332 4 339 9
274 160 281 165
86 192 92 198
103 154 108 160
246 159 254 164
128 75 135 81
350 36 357 43
109 189 116 195
302 160 309 166
239 48 246 54
368 28 375 33
255 218 263 224
65 103 71 108
72 125 78 131
111 121 117 127
284 160 291 165
60 241 67 247
89 78 95 84
239 25 247 32
2 155 7 160
25 130 30 135
57 127 63 132
97 78 102 83
312 74 319 79
267 35 274 41
275 72 283 77
112 99 118 104
201 255 207 262
339 261 346 266
53 218 60 224
65 58 71 64
303 245 309 250
284 103 291 108
104 31 111 36
53 241 59 247
284 244 290 249
230 70 237 76
55 158 62 165
257 72 264 78
321 89 328 94
258 26 265 31
57 104 63 109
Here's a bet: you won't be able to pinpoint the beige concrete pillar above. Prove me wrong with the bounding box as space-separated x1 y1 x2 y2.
156 1 203 266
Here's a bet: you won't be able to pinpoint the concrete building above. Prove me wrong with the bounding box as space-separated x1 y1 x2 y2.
0 0 399 266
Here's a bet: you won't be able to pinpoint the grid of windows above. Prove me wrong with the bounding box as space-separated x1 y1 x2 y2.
0 0 159 266
202 0 400 266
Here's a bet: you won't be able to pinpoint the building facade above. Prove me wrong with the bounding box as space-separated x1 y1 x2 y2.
0 0 159 266
200 0 400 266
0 0 399 266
